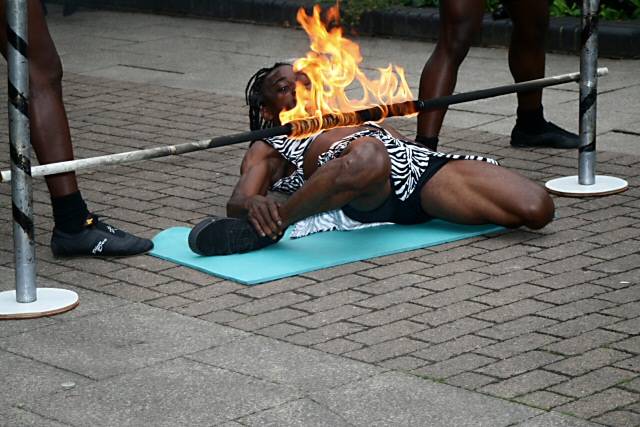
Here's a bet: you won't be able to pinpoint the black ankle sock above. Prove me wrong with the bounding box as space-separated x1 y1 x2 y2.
415 135 439 151
51 191 90 233
516 106 546 133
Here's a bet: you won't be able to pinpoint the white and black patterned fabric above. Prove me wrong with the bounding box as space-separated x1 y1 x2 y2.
264 122 498 201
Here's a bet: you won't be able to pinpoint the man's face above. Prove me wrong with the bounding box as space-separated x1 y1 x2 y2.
261 64 310 121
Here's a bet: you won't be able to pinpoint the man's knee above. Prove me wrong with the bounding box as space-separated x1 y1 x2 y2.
438 15 480 63
335 140 390 193
518 188 555 229
30 50 63 91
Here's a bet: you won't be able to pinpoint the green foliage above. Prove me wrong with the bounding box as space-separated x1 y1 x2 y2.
330 0 640 24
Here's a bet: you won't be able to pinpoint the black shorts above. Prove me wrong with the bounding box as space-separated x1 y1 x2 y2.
342 156 450 225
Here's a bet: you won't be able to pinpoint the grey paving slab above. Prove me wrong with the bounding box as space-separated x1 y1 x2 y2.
0 303 247 379
0 350 91 408
239 398 351 426
188 335 382 393
309 371 542 426
0 407 71 427
514 412 602 427
21 357 301 427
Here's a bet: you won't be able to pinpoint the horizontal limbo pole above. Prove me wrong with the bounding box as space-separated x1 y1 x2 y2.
1 67 608 182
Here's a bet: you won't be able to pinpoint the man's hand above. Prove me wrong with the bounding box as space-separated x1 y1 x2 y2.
245 195 283 239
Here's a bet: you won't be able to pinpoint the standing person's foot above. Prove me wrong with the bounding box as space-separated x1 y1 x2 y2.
510 120 580 149
51 215 153 257
188 217 281 256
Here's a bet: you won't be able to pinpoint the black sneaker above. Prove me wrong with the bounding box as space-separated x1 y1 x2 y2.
510 121 580 149
188 217 281 256
51 216 153 257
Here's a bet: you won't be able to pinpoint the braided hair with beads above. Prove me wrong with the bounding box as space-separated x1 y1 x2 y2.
245 62 291 131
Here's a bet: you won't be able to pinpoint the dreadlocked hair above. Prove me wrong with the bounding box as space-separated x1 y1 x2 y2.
245 62 290 131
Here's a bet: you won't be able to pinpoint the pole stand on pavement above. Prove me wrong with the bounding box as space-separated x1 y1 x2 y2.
1 0 78 320
545 0 627 197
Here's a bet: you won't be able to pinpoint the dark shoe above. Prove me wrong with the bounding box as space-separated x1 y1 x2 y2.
51 216 153 257
188 217 280 256
510 121 580 149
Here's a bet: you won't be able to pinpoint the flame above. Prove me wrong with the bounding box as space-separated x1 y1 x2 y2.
280 4 414 137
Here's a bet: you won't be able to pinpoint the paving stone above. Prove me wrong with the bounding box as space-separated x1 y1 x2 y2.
525 229 594 249
0 304 245 380
227 308 306 331
345 338 427 363
312 338 364 355
534 255 602 275
546 348 633 377
413 318 493 344
233 292 310 316
286 322 365 346
350 303 427 327
240 398 351 427
590 254 640 274
412 301 489 326
309 372 541 426
475 299 553 323
479 369 567 399
290 305 371 329
147 295 192 309
545 329 628 356
175 293 251 317
515 391 574 411
597 285 640 304
358 287 431 309
477 333 559 359
235 277 315 298
472 269 548 291
198 309 248 324
22 357 300 427
607 317 640 335
585 240 640 260
416 259 488 278
616 355 640 372
0 350 91 408
594 269 640 289
478 316 557 341
477 351 563 379
445 372 497 390
0 407 71 427
515 412 600 426
531 241 601 262
539 299 617 321
301 262 374 281
612 336 640 354
361 260 431 280
101 282 164 302
604 301 640 319
542 313 621 338
531 269 607 290
475 256 546 276
347 320 427 345
414 353 496 380
592 410 640 427
555 388 639 419
158 266 221 287
620 377 640 393
254 323 307 339
190 335 380 393
535 284 609 305
415 285 491 308
292 290 369 313
413 335 496 362
471 245 539 263
417 246 487 264
298 274 372 297
550 367 637 398
153 280 199 295
414 271 489 292
474 284 549 306
179 281 245 300
354 273 426 295
379 355 429 371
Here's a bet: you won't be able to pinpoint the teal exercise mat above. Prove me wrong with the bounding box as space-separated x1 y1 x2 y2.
150 221 504 285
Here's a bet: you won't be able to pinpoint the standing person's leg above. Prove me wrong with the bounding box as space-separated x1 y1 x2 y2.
0 0 152 256
417 0 485 150
505 0 579 148
421 160 555 229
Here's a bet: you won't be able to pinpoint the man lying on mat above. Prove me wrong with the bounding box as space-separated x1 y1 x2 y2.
188 63 554 256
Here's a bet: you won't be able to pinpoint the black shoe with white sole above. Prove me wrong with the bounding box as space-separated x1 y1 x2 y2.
51 216 153 257
188 217 281 256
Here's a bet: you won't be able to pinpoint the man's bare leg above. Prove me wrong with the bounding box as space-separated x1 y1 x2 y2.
421 160 554 229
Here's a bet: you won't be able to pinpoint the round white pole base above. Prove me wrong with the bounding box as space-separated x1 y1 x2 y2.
0 288 79 320
545 175 628 197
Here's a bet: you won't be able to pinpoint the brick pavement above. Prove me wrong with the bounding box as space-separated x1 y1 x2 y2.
1 68 639 426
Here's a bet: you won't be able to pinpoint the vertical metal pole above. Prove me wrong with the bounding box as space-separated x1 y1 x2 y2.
7 0 37 303
578 0 599 185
